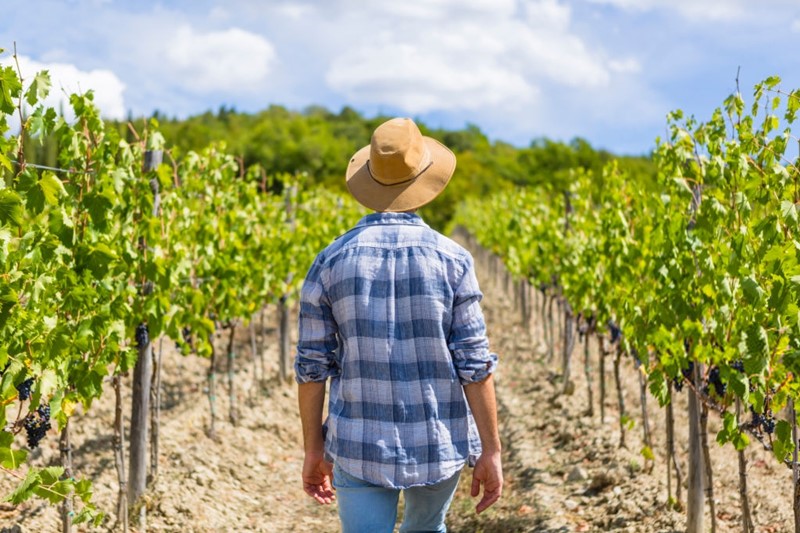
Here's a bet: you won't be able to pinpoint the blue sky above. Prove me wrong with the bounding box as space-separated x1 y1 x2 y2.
2 0 800 155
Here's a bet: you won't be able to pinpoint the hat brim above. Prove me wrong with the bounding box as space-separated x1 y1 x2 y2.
345 136 456 212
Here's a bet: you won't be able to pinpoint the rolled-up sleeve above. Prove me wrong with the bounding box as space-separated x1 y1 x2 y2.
295 255 339 384
448 254 498 384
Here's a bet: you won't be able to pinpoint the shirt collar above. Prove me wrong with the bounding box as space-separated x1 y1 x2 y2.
354 212 430 229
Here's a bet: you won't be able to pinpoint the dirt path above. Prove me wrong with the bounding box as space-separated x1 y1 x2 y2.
1 246 795 532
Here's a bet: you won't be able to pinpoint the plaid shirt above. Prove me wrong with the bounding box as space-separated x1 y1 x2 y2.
295 212 497 489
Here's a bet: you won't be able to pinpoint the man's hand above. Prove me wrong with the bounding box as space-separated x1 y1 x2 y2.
302 451 335 504
471 451 502 514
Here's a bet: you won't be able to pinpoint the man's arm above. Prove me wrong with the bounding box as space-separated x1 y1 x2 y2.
464 374 503 514
295 255 337 504
298 381 334 504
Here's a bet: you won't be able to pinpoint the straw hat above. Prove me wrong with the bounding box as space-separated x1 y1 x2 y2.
346 117 456 212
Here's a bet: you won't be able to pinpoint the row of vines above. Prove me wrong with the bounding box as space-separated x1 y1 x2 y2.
452 77 800 533
0 52 364 529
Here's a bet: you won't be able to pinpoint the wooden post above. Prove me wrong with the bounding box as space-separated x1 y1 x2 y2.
113 376 129 532
700 401 717 533
128 324 152 510
227 324 238 425
128 150 161 518
637 357 654 471
561 301 576 395
259 309 267 384
150 336 163 482
736 398 754 533
60 423 73 533
599 336 607 424
207 333 218 440
686 362 705 533
613 345 626 448
667 383 683 509
546 295 556 363
792 398 800 533
279 295 292 382
250 319 259 396
583 326 593 416
280 182 297 382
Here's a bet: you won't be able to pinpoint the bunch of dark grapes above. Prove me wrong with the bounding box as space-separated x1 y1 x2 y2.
682 361 695 381
23 405 52 448
763 415 776 434
607 320 622 344
707 366 725 396
16 378 34 401
182 326 194 349
731 360 745 372
578 321 588 342
135 324 150 348
750 406 776 435
674 361 695 392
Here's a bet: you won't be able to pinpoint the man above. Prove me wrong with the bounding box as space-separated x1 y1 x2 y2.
295 117 502 533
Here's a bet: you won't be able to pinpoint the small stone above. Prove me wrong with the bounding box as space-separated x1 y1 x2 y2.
589 471 617 491
613 486 622 496
567 466 589 482
564 499 579 511
191 466 215 487
517 504 535 515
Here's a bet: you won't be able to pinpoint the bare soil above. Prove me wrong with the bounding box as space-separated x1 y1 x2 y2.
1 248 794 532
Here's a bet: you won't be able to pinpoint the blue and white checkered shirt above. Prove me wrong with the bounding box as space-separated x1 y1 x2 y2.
295 212 498 489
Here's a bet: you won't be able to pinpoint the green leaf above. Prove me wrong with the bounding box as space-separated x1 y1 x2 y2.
672 177 694 195
773 420 793 462
764 75 781 89
716 411 749 450
0 189 24 226
34 369 59 405
0 152 12 173
743 323 769 374
723 366 749 402
4 467 39 504
781 201 798 225
75 478 93 504
34 466 71 504
0 431 28 469
24 70 51 107
0 66 22 114
39 172 65 205
84 187 115 229
741 277 765 305
640 445 655 461
648 368 669 407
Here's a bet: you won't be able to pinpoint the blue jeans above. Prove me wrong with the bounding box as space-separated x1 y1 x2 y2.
332 463 461 533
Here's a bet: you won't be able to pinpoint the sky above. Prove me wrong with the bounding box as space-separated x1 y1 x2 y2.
2 0 800 155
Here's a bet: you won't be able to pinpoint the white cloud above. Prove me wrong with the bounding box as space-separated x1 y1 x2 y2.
347 0 517 20
165 26 276 93
274 3 315 20
208 7 230 21
584 0 795 21
524 0 572 31
324 0 613 114
327 40 536 113
5 55 126 119
609 58 641 73
792 19 800 32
